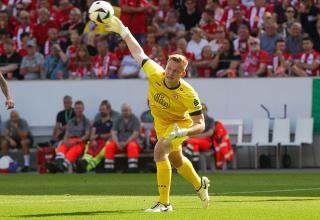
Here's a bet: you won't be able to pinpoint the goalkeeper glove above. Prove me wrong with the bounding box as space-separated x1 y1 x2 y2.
166 124 188 141
105 16 129 39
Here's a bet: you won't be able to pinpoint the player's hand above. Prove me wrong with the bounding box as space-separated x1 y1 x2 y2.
6 98 14 110
165 124 188 141
104 16 129 39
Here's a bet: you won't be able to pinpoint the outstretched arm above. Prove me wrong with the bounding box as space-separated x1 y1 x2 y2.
105 17 148 65
0 72 14 109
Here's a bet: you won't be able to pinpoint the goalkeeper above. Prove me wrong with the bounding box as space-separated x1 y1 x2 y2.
105 17 210 212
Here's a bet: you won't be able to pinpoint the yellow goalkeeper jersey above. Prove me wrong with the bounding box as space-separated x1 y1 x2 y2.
142 59 202 129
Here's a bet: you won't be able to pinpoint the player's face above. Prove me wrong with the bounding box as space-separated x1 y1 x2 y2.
165 60 185 84
64 98 72 109
100 105 109 117
303 40 313 51
121 106 131 118
74 104 84 117
10 111 19 123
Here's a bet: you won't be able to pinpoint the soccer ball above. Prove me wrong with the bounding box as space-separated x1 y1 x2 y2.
89 1 114 24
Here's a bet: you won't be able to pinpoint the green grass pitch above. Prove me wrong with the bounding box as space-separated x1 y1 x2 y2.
0 171 320 220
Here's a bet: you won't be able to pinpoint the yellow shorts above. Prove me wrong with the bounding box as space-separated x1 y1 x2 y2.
155 120 192 152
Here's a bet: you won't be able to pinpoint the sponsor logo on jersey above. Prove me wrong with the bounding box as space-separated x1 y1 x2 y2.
172 93 178 100
154 93 170 109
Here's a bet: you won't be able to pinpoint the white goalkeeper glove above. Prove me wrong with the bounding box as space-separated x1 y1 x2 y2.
104 16 129 39
165 124 188 141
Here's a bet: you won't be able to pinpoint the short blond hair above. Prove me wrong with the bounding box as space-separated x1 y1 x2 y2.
167 54 188 71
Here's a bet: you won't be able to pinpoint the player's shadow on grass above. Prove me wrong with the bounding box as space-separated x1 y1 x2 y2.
14 210 141 218
218 198 320 203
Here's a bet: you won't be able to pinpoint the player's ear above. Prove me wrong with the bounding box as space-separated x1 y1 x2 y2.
181 71 186 78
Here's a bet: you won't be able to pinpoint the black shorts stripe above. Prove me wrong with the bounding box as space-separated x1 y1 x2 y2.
141 59 149 67
189 110 202 116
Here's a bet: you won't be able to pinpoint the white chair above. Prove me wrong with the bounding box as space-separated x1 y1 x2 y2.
237 119 270 169
282 118 314 168
264 118 291 169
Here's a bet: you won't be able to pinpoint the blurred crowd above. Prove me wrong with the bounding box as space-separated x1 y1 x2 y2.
1 0 320 79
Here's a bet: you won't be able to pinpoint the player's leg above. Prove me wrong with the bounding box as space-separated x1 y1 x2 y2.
145 138 173 212
169 148 210 209
65 143 86 170
126 141 140 172
104 141 117 172
20 138 31 172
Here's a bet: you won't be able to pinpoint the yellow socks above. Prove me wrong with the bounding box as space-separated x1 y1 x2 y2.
156 160 172 205
177 156 201 190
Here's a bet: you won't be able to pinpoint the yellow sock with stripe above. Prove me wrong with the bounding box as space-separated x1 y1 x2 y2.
156 160 172 205
176 156 201 190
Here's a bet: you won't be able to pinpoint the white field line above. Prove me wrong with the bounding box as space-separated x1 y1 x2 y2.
214 187 320 195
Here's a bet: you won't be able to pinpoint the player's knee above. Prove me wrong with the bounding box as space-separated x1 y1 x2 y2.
168 152 183 168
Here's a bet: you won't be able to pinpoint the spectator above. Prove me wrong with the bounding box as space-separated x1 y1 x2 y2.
259 22 282 55
75 101 113 173
228 6 250 39
51 95 75 145
286 22 303 57
91 38 119 79
33 7 59 49
142 32 159 58
118 54 140 79
247 0 273 35
140 100 154 124
187 27 209 60
291 37 320 77
279 6 298 38
154 0 171 24
193 45 215 78
114 39 130 62
0 9 14 36
69 45 93 79
43 27 66 57
0 38 22 80
0 111 33 172
205 0 224 22
233 24 250 55
184 103 214 170
267 39 292 77
65 30 81 65
104 103 140 172
60 7 85 42
273 0 292 25
17 32 31 57
120 0 152 45
20 39 45 80
312 20 320 53
299 0 319 38
156 9 186 47
140 100 157 148
94 100 121 123
208 25 227 53
223 0 247 30
179 0 201 31
13 10 35 50
55 0 75 27
46 100 90 173
212 38 241 77
199 9 221 41
43 43 69 79
240 37 269 77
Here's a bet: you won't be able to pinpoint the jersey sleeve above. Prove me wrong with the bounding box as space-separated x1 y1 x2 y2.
142 59 165 79
185 89 202 116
